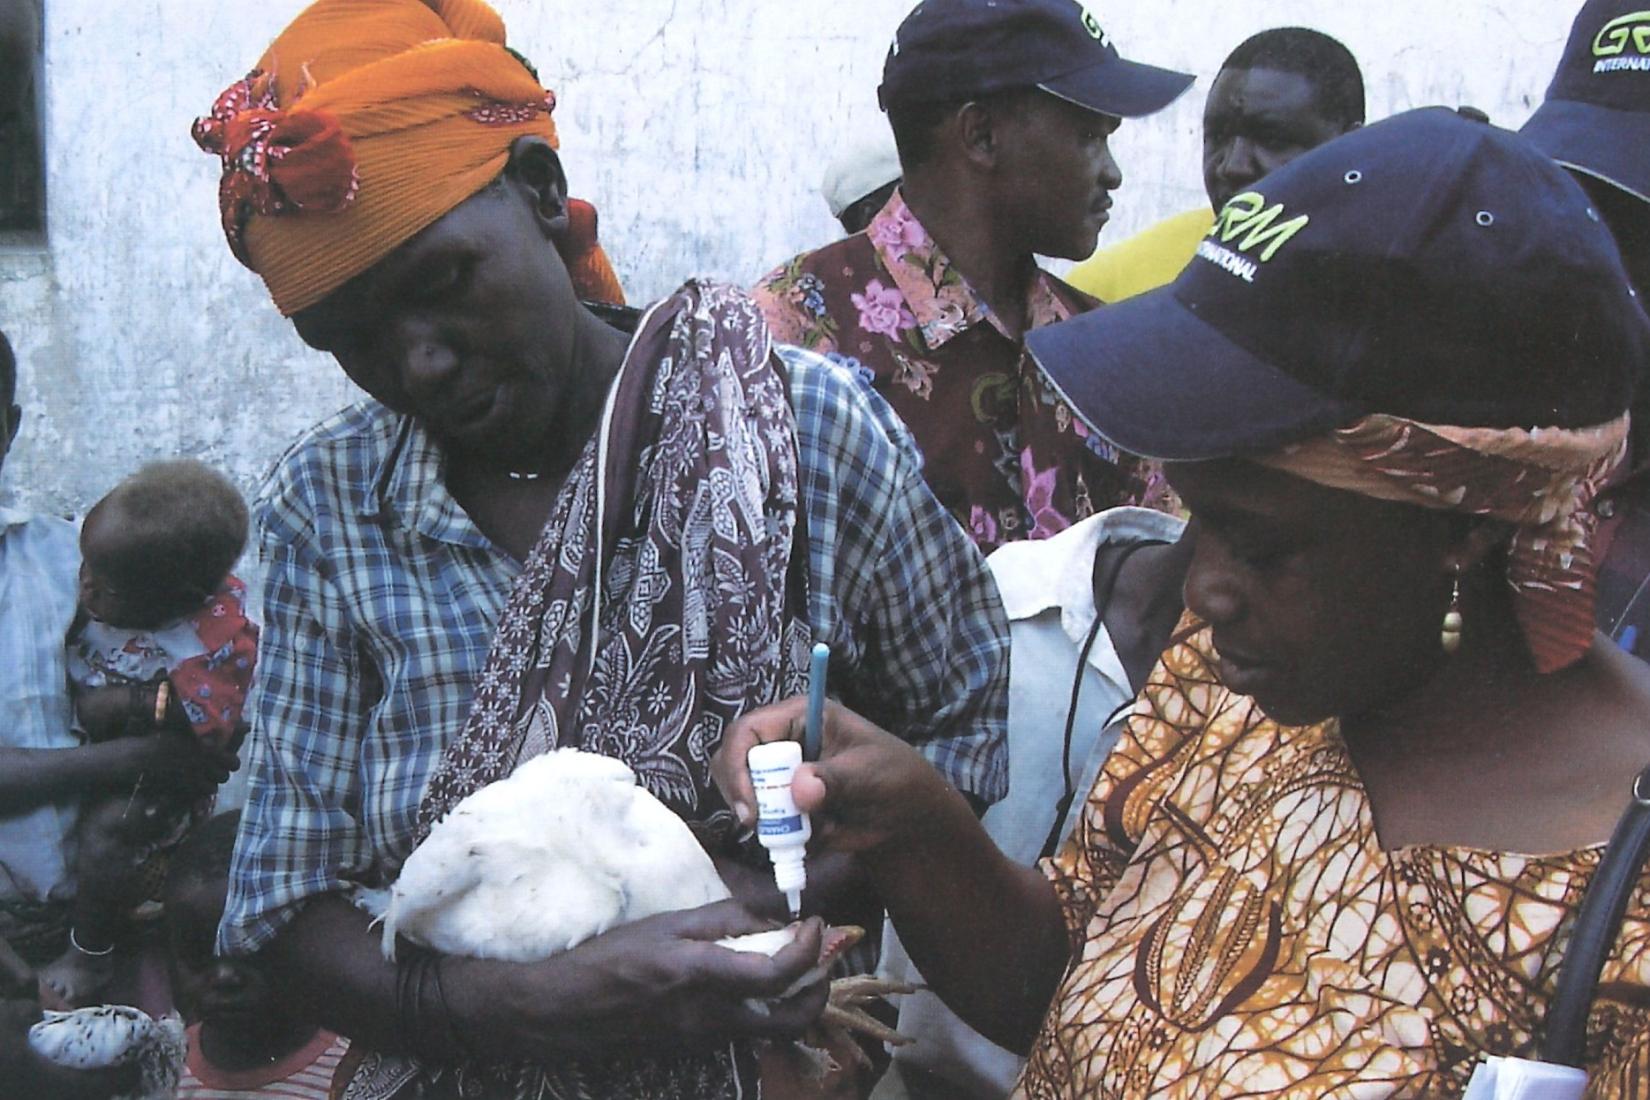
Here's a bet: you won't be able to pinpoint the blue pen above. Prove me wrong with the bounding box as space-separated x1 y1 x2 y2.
804 643 829 761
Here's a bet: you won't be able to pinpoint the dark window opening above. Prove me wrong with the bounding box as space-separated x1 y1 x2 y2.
0 0 44 235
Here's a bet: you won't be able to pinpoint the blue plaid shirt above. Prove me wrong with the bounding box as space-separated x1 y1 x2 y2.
221 346 1009 955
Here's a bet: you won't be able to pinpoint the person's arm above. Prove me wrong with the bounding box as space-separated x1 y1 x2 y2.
66 681 138 742
713 697 1069 1053
268 893 828 1063
0 734 234 814
790 356 1011 808
216 526 377 959
63 670 235 739
854 456 1011 804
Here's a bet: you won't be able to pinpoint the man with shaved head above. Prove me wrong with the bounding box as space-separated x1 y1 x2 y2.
1071 26 1364 303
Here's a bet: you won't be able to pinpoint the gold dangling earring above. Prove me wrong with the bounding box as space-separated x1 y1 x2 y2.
1441 571 1464 655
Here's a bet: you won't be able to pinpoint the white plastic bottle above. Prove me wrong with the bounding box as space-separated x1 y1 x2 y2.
748 741 810 917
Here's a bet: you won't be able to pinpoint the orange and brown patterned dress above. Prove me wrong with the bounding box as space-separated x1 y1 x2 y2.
1016 626 1650 1099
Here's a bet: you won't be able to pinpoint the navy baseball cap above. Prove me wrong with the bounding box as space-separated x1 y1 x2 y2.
1523 0 1650 202
878 0 1193 118
1025 108 1649 462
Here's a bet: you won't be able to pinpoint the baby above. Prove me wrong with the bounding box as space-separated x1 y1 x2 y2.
39 460 258 1005
165 812 350 1098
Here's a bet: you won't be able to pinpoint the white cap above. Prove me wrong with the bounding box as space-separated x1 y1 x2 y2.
821 134 903 218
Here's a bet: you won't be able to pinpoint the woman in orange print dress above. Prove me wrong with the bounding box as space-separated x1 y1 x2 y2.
716 108 1650 1098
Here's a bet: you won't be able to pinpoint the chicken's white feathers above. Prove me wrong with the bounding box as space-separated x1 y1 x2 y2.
379 748 732 962
372 749 889 1063
28 1004 187 1100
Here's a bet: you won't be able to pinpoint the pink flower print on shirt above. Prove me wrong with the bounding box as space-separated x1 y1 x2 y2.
970 505 1000 548
868 203 928 257
921 297 970 346
852 279 917 341
892 350 938 400
1021 449 1073 541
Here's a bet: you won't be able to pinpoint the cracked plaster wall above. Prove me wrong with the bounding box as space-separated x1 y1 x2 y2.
0 0 1578 522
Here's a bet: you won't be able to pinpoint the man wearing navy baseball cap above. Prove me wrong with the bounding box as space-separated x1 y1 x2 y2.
1523 0 1650 657
753 0 1193 558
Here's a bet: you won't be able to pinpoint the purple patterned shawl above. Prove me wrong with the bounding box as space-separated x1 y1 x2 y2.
407 281 812 1099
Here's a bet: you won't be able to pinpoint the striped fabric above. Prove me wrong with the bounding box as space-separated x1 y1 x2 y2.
178 1025 348 1098
220 343 1009 956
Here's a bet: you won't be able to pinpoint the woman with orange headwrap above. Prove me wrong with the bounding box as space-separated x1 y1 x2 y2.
197 1 1011 1097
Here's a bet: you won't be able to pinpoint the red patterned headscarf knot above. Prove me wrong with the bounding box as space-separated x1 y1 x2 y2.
192 70 359 264
193 0 624 315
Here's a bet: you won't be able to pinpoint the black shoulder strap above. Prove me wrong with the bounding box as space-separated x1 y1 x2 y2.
1541 761 1650 1066
771 349 812 624
1038 537 1168 862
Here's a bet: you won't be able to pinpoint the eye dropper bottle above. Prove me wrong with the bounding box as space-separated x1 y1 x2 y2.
749 740 809 918
749 644 830 918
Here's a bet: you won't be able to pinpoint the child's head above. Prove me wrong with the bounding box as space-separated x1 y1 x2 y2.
79 459 248 629
163 811 267 1026
1 330 18 471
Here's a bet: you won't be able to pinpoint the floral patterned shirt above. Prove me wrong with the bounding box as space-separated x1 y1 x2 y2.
1018 623 1650 1099
753 190 1173 554
67 579 258 745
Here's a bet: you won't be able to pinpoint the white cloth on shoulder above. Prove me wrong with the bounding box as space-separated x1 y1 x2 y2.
877 507 1186 1099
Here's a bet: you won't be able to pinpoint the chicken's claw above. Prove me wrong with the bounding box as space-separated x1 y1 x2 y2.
763 973 922 1091
823 974 922 1050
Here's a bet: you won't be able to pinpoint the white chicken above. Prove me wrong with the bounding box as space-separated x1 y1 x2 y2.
377 749 733 961
367 748 910 1061
28 1004 187 1100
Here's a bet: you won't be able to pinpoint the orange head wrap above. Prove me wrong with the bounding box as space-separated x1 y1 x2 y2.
194 0 623 316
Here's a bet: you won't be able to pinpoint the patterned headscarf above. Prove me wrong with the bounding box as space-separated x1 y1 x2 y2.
1258 413 1630 673
193 0 623 315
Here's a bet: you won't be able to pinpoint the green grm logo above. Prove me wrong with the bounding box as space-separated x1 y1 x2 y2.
1197 192 1311 283
1593 11 1650 59
1075 3 1108 44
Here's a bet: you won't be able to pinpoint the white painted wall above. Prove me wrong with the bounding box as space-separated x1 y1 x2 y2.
0 0 1578 520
